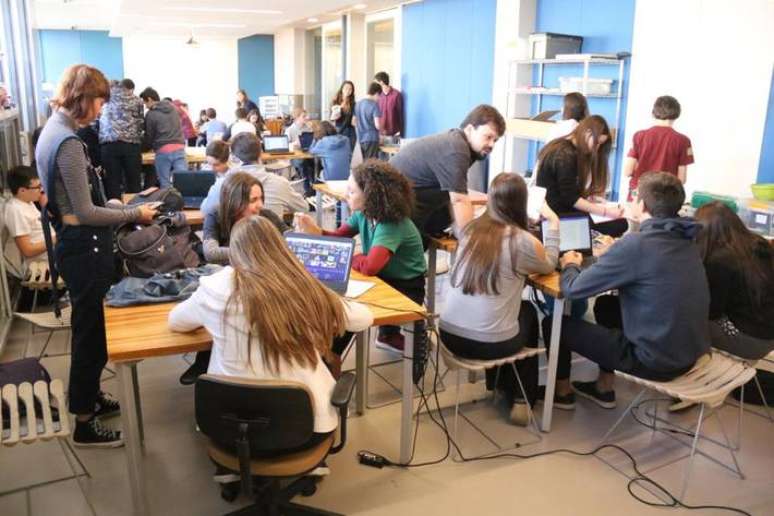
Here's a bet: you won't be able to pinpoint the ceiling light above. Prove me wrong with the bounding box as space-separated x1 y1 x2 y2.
353 3 368 9
150 22 247 29
307 17 319 23
162 7 282 15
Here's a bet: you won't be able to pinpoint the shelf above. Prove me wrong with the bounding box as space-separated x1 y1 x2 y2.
511 88 619 99
512 57 622 65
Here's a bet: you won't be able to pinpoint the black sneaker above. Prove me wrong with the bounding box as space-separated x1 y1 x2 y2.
72 417 124 448
572 381 616 409
536 385 576 410
94 391 121 419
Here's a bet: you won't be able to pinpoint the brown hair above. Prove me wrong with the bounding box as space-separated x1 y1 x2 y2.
351 160 414 223
638 172 684 218
367 82 382 96
459 104 506 136
562 92 589 122
313 120 338 140
332 80 356 112
218 172 264 244
227 216 347 373
540 114 612 198
51 64 110 123
206 107 217 119
206 139 230 163
451 173 528 296
652 95 681 120
695 201 773 307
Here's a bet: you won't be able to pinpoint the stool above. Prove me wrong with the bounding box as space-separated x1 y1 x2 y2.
600 352 756 501
438 341 543 459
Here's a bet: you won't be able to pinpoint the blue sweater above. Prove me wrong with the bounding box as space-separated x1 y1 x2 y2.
310 135 352 180
561 217 710 373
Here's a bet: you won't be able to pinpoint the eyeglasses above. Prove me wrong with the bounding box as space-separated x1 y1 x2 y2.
25 185 42 190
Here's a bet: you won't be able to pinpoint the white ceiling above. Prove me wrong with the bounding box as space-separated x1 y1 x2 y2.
30 0 404 39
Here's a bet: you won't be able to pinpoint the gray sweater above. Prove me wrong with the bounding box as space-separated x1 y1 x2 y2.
440 227 559 342
143 100 184 151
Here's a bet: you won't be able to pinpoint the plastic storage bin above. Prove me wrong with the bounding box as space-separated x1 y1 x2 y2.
559 77 613 95
528 33 583 60
690 191 738 212
738 199 774 237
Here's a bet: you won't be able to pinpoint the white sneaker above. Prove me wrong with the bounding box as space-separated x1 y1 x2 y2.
509 402 530 427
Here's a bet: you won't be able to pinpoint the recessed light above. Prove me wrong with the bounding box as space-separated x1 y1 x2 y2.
353 3 368 9
307 17 319 23
162 7 282 15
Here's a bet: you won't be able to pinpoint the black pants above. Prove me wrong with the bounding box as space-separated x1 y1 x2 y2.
441 301 539 406
101 141 142 200
55 225 114 415
293 158 317 197
379 275 426 341
542 296 690 383
360 141 380 160
413 188 452 249
592 218 628 238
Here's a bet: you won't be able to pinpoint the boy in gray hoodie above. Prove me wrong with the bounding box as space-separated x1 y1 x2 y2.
139 87 186 187
542 172 709 410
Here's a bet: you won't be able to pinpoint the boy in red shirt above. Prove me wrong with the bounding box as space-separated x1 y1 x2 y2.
623 96 694 199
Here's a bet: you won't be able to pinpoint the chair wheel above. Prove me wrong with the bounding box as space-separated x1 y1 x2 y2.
220 482 240 502
300 484 317 497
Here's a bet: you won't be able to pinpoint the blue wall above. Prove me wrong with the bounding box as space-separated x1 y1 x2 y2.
758 67 774 184
238 35 275 100
401 0 497 138
533 0 636 200
37 30 124 84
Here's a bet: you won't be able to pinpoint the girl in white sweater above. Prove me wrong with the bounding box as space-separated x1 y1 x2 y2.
169 215 373 440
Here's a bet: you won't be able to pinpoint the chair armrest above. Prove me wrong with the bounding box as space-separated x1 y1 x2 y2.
331 372 356 408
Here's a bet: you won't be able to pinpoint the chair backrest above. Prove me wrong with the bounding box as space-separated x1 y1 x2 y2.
195 374 315 456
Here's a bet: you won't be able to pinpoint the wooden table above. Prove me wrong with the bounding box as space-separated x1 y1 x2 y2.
379 144 400 157
260 149 314 162
121 193 204 229
141 147 207 167
105 271 425 515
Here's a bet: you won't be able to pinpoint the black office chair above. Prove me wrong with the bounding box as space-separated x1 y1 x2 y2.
195 372 356 516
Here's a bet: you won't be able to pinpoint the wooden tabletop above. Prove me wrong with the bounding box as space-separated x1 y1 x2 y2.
313 182 487 207
141 147 207 166
105 271 425 362
379 145 400 155
527 272 562 299
261 150 313 161
429 236 459 253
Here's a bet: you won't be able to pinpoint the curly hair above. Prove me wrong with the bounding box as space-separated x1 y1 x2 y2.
351 159 414 223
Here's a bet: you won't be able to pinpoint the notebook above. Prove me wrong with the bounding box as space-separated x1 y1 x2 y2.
172 171 216 209
263 135 290 154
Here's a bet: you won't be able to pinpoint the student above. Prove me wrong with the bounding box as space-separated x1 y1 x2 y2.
204 140 231 176
229 108 257 139
309 121 352 182
390 104 505 246
139 87 186 188
200 132 308 219
180 173 289 384
194 108 208 142
331 80 356 151
623 95 694 198
36 64 157 446
535 115 626 236
354 82 382 160
203 108 227 144
0 84 10 109
374 71 404 137
294 160 426 355
169 215 373 444
99 79 144 200
693 201 774 360
546 92 589 142
285 108 315 196
171 99 197 146
3 166 55 279
236 89 258 113
440 173 559 425
542 173 709 410
285 107 310 145
247 109 266 134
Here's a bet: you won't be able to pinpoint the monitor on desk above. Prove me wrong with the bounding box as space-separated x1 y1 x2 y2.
284 233 354 294
263 135 290 154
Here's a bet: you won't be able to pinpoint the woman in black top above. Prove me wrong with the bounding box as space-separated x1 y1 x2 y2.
331 80 356 151
236 89 258 113
536 115 626 236
695 202 774 360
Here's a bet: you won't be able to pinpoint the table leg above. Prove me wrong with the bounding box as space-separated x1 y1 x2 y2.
541 298 565 432
130 364 145 447
315 188 323 227
426 243 437 315
400 324 415 464
355 330 368 415
117 362 149 516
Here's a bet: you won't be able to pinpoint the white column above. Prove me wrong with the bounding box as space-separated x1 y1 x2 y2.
346 12 367 98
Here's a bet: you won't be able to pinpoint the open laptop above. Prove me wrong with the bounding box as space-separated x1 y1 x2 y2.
541 214 597 268
284 233 355 294
172 171 216 209
263 135 290 154
299 131 314 151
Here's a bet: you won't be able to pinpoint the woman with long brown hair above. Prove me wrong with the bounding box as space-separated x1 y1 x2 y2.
36 64 157 447
439 173 560 425
331 80 357 151
694 201 774 360
169 215 373 440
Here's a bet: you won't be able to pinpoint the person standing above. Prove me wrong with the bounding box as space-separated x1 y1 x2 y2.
374 71 404 137
139 87 186 188
354 82 382 160
99 78 144 200
36 64 157 447
331 80 356 151
236 89 258 113
172 99 197 146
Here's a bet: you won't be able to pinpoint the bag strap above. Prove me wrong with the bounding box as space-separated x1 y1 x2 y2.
116 224 169 257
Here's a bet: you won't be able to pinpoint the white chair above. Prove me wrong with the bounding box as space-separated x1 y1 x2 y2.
438 340 544 459
600 352 756 501
14 304 71 359
752 351 774 421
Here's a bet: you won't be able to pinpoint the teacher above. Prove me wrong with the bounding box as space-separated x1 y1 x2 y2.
36 64 156 448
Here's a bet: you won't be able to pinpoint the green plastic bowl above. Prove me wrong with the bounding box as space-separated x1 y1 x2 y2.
751 183 774 202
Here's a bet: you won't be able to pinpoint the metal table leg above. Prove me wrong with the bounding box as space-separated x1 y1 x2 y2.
541 298 565 432
130 364 145 446
426 243 437 315
116 361 149 515
355 330 368 415
400 324 415 464
315 188 323 227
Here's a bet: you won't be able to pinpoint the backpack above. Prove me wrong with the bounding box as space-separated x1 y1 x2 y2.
116 212 201 278
126 187 184 214
0 358 54 426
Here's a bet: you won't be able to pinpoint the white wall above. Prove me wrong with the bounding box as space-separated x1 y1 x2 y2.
622 0 774 199
346 13 366 98
274 27 307 95
122 36 239 125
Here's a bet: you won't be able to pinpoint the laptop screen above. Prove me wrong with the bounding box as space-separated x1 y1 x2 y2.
542 215 592 253
263 135 289 151
172 171 216 196
299 132 314 150
285 233 354 284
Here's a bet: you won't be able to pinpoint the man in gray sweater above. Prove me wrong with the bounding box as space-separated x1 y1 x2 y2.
139 87 186 188
542 173 709 410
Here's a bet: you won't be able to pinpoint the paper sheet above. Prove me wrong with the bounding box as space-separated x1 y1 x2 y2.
527 186 547 220
346 279 375 298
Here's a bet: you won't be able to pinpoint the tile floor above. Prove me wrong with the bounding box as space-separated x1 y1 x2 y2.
1 263 773 516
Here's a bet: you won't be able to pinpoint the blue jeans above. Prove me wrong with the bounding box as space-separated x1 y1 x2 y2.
154 149 187 188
